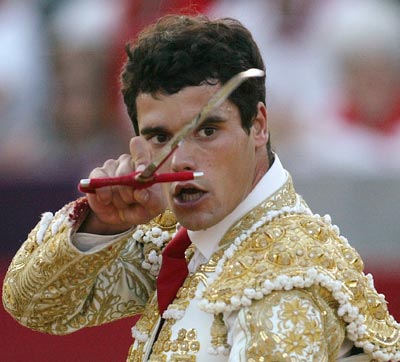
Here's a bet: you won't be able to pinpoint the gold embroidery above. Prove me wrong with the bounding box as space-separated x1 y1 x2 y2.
148 316 200 361
218 177 299 251
132 292 160 339
145 178 301 359
148 274 203 360
7 176 398 361
244 290 341 361
210 313 229 351
136 209 177 276
202 209 400 356
136 244 229 360
3 223 139 334
128 230 224 360
127 340 147 362
2 203 176 336
130 258 218 360
152 209 177 229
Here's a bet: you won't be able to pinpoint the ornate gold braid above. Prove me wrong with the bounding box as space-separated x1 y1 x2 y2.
201 212 400 358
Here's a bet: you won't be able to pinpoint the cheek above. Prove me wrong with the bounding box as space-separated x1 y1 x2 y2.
229 140 254 171
205 139 252 181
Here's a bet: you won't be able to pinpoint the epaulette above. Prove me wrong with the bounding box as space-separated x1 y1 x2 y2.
199 213 400 361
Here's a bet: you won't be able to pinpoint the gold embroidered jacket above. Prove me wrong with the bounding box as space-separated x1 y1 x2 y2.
2 179 400 361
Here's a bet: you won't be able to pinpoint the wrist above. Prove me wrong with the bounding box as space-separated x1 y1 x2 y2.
78 210 132 235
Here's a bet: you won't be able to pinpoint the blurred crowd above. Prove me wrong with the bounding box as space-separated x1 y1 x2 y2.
1 0 400 184
0 0 207 183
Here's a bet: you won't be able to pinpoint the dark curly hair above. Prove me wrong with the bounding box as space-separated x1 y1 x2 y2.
121 14 273 161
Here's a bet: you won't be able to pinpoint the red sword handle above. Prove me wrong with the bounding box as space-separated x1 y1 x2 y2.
78 171 202 194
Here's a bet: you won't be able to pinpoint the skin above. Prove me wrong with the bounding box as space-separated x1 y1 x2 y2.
80 84 269 233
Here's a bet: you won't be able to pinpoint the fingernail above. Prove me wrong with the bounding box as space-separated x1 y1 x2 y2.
136 164 145 172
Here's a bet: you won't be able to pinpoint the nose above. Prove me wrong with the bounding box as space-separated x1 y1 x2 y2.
171 139 197 172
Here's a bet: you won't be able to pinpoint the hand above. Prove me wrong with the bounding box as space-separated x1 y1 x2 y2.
79 137 168 234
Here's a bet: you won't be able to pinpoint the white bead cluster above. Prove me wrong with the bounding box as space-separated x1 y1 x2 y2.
162 307 185 320
143 227 172 247
131 325 149 342
207 345 230 356
132 226 172 276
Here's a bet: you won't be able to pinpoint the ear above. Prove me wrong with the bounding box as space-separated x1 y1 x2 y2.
252 102 268 147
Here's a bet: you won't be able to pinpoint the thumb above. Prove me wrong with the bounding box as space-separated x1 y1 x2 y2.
135 164 146 173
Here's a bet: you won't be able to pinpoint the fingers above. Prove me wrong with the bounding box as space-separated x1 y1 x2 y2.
115 138 153 204
118 208 128 223
130 136 162 209
89 159 118 205
133 188 149 204
87 148 154 209
115 154 135 204
88 154 134 206
83 136 167 228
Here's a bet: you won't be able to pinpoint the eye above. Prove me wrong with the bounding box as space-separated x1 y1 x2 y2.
148 133 170 145
198 126 217 138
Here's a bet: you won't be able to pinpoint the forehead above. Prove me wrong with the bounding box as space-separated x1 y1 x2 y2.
136 84 239 130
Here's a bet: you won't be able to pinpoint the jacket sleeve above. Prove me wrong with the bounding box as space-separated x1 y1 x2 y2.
228 288 346 362
2 198 172 335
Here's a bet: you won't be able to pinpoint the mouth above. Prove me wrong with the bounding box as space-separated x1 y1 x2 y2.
173 184 206 204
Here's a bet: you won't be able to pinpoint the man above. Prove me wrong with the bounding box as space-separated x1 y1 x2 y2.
2 14 400 362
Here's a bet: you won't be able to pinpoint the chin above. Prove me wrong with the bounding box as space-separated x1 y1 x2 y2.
174 213 213 231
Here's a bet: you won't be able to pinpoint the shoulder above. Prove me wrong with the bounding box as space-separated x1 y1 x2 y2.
200 212 359 310
199 212 400 362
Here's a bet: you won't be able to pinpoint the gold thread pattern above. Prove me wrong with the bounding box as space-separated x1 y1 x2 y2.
150 326 200 361
201 211 400 358
210 313 229 351
241 289 344 361
129 242 226 360
2 201 176 335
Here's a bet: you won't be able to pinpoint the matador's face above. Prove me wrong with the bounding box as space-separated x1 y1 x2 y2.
136 84 268 231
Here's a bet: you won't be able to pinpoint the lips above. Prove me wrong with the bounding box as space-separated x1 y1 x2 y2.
173 184 206 203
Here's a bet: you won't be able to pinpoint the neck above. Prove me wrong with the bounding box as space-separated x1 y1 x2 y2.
250 154 271 193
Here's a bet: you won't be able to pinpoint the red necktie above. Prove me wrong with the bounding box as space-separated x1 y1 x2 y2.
157 227 191 314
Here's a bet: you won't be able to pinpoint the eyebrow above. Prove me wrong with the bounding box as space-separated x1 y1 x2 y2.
194 115 227 131
140 115 227 136
199 115 226 124
140 126 171 136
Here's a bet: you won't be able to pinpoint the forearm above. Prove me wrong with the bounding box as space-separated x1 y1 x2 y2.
2 198 154 334
78 207 134 235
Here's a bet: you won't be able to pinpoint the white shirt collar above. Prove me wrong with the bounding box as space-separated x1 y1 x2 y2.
187 155 288 259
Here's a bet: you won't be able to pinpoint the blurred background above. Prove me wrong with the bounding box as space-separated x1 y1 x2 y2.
1 0 399 360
